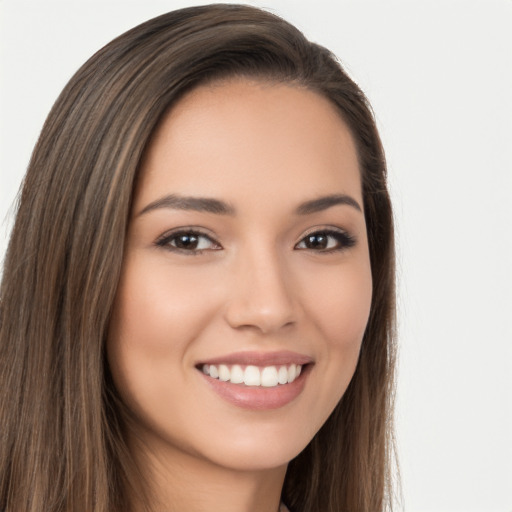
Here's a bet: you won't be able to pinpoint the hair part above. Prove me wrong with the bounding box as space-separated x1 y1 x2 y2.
0 4 397 511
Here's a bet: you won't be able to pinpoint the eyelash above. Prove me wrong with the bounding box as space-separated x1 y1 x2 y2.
155 228 221 255
295 229 356 252
155 228 356 255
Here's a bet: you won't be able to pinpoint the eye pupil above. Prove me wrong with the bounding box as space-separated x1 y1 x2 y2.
305 233 328 249
175 234 198 249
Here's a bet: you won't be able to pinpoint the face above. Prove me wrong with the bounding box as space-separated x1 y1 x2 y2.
107 79 372 473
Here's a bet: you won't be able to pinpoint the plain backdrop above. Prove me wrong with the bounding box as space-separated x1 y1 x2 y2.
1 1 511 511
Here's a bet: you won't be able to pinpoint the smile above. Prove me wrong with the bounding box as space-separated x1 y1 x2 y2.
201 363 302 387
197 351 313 410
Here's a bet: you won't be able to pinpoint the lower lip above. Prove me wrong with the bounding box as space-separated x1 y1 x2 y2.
199 365 311 410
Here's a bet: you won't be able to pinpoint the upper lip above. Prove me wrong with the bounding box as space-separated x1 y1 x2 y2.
197 350 314 367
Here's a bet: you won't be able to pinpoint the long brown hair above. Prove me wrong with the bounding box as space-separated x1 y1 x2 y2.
0 4 397 511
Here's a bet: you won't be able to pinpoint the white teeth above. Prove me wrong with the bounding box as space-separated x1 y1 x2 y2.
287 364 297 383
261 366 279 387
218 364 230 381
230 364 244 384
202 363 303 387
277 366 288 385
244 365 261 386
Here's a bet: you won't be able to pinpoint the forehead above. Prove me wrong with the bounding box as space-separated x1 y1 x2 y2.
136 79 362 210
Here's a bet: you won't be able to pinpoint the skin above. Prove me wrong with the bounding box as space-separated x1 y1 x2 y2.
107 79 373 512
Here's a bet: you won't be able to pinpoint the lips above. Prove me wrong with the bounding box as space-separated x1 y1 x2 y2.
198 350 313 367
196 351 313 410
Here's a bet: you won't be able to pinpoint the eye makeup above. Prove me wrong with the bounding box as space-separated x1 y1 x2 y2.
155 228 222 255
154 225 356 256
295 228 356 253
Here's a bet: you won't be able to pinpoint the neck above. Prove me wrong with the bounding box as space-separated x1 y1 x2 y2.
128 431 287 512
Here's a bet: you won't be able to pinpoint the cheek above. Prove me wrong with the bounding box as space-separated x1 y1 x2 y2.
106 256 220 409
109 256 218 354
306 255 372 401
307 258 373 350
288 256 372 442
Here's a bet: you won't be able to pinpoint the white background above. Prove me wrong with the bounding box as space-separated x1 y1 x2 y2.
1 1 511 511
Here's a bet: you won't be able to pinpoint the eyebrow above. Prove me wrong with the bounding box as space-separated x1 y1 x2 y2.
138 194 236 216
137 193 362 217
295 194 362 215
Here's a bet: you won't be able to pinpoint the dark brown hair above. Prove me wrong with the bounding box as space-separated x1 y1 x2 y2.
0 4 396 511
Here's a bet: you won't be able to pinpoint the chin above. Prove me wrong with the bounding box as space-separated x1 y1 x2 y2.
202 439 304 473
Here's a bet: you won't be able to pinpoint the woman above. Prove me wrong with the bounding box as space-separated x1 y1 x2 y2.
0 4 396 511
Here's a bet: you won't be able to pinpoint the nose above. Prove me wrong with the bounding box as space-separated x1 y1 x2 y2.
224 246 298 334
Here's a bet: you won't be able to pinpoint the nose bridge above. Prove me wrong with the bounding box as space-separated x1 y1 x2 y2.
224 239 297 333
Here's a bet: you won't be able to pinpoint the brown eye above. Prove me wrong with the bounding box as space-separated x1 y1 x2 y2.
156 230 221 253
174 233 200 250
303 233 329 249
295 230 356 252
